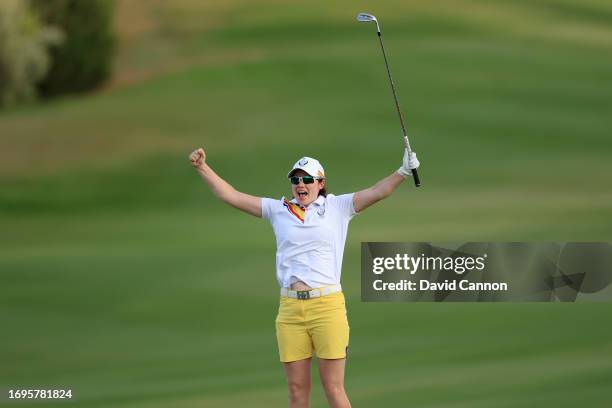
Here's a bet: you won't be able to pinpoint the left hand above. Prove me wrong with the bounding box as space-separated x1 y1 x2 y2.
397 149 420 177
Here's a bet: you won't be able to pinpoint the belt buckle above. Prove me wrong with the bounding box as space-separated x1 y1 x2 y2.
296 290 310 300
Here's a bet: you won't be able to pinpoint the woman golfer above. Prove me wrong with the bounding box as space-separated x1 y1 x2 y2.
189 147 419 408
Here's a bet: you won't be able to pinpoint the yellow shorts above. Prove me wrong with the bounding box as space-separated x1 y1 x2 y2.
275 291 350 363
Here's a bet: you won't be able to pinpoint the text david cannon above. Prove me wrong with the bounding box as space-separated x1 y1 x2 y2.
373 279 508 291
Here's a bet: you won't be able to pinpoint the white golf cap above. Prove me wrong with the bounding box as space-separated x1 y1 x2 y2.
287 156 326 179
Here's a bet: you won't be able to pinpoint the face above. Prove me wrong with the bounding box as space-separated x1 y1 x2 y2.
290 169 325 207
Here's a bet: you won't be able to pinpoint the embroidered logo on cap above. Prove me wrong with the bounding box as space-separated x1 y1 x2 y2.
298 158 308 166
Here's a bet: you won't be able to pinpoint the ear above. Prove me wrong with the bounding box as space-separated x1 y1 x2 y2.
318 179 326 190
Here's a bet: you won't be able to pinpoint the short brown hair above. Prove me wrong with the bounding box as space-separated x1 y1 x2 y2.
319 184 327 197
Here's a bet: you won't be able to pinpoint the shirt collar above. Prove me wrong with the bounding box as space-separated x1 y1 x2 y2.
289 195 325 208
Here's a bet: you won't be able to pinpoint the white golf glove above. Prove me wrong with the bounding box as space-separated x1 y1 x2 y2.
397 149 420 177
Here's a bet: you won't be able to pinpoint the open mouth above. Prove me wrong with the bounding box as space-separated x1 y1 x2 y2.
298 191 308 198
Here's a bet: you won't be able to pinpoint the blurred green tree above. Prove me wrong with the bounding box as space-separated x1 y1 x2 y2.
31 0 115 97
0 0 62 108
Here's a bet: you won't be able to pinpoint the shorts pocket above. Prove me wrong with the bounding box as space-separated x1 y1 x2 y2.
321 292 346 306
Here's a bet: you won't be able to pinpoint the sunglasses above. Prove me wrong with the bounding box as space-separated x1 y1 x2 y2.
289 176 322 185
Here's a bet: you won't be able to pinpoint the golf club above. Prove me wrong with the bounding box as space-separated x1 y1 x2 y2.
357 12 421 187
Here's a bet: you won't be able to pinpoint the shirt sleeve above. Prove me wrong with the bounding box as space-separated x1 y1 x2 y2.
328 193 358 220
261 197 277 222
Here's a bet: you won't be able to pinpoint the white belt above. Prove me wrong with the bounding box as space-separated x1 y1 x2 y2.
280 284 342 300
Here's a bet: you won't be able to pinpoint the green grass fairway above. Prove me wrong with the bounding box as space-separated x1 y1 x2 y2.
1 1 612 406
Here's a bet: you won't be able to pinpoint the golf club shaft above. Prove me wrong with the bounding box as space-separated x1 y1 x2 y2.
376 32 421 187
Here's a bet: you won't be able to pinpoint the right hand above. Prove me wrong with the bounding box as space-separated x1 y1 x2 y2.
189 148 206 169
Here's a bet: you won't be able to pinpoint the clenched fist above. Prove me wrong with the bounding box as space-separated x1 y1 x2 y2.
189 148 206 169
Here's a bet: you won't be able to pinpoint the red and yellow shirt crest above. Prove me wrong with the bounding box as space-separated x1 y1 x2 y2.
282 198 305 223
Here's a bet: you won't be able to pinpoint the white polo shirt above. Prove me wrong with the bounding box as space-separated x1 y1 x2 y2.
261 193 358 288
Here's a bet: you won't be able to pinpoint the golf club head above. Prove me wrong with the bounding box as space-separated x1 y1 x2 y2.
356 12 380 32
356 13 377 23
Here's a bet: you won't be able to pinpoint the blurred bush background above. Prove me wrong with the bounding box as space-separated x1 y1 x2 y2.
0 0 61 107
1 1 611 407
31 0 115 97
0 0 114 106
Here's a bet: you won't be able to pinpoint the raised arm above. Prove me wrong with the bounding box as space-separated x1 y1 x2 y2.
189 148 262 218
353 149 420 213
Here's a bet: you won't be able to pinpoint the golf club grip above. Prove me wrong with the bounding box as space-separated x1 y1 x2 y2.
411 168 421 187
